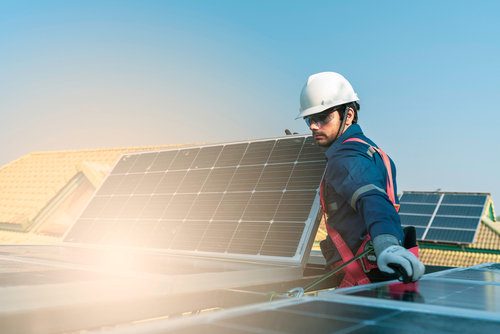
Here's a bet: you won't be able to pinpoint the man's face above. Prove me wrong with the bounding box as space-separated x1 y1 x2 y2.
308 111 342 147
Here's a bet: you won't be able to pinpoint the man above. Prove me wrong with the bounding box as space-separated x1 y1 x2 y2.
297 72 424 287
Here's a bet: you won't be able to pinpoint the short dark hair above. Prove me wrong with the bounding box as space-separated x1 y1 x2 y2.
335 102 359 124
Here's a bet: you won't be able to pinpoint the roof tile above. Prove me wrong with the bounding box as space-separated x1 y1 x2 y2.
0 143 195 231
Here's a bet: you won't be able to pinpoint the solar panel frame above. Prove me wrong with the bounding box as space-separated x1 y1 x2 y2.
62 135 325 267
399 191 488 244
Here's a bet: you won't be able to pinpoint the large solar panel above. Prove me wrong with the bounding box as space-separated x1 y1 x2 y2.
399 191 488 244
96 263 500 334
63 135 326 265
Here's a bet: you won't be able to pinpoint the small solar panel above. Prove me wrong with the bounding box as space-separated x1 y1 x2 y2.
63 135 326 265
399 192 488 244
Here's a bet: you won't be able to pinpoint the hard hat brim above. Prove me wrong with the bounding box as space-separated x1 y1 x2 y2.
295 97 359 120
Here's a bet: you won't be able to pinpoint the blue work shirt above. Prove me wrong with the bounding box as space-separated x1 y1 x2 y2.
320 124 404 269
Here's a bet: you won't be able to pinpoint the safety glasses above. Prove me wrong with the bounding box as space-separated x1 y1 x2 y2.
304 111 335 127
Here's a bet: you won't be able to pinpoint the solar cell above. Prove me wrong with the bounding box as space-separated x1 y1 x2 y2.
436 205 483 217
398 203 436 215
430 216 480 229
413 226 426 239
148 150 177 172
128 152 158 173
399 215 431 227
111 154 138 174
64 135 325 264
441 194 488 205
424 228 476 243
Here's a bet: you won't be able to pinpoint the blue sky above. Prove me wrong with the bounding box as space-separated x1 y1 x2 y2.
1 1 499 204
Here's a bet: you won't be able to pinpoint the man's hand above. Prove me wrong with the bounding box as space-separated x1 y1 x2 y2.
377 245 425 283
373 234 425 284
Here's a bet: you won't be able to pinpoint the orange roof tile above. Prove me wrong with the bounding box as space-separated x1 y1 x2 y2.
420 220 500 267
466 219 500 251
0 230 59 244
419 248 500 268
0 143 194 232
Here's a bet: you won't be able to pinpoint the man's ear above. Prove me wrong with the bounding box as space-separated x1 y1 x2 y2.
345 107 355 126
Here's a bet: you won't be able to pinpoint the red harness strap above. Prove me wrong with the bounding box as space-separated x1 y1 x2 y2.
320 138 402 288
320 173 371 287
343 138 400 212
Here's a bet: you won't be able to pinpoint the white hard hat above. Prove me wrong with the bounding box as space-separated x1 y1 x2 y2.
296 72 359 119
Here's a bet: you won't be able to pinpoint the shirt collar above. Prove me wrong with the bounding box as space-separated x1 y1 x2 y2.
324 124 363 160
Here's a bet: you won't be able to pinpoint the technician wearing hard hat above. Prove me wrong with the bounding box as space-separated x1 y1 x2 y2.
298 72 425 287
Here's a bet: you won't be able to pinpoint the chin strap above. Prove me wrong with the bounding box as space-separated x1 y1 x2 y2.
332 104 350 143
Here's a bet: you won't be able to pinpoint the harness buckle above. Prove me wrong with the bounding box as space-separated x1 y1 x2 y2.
361 240 377 273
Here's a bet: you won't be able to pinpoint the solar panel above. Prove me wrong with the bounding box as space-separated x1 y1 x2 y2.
337 263 500 312
63 135 326 265
399 192 488 244
99 263 500 334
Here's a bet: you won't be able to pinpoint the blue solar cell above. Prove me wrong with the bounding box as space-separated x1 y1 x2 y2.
424 228 476 243
399 193 441 204
399 204 436 215
430 216 480 230
414 227 426 239
441 194 487 205
436 205 483 217
400 215 432 227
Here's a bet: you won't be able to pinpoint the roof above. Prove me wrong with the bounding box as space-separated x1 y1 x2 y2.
411 192 499 267
420 218 500 267
0 143 193 241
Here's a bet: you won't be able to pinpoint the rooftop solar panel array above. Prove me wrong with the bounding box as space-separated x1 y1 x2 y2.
399 192 488 244
63 136 326 263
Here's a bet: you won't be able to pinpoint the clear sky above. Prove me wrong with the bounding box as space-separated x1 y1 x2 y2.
1 1 499 205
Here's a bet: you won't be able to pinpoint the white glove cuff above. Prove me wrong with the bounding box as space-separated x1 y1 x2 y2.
373 234 399 257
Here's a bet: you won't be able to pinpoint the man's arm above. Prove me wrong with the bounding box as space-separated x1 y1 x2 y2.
330 148 424 282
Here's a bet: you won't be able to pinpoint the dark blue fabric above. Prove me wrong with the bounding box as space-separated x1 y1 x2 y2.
320 124 404 269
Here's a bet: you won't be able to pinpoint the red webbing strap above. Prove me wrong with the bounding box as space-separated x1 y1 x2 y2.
330 234 373 288
342 138 400 212
320 172 371 287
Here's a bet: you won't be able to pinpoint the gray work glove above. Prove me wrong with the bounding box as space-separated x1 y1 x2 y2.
373 234 425 283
